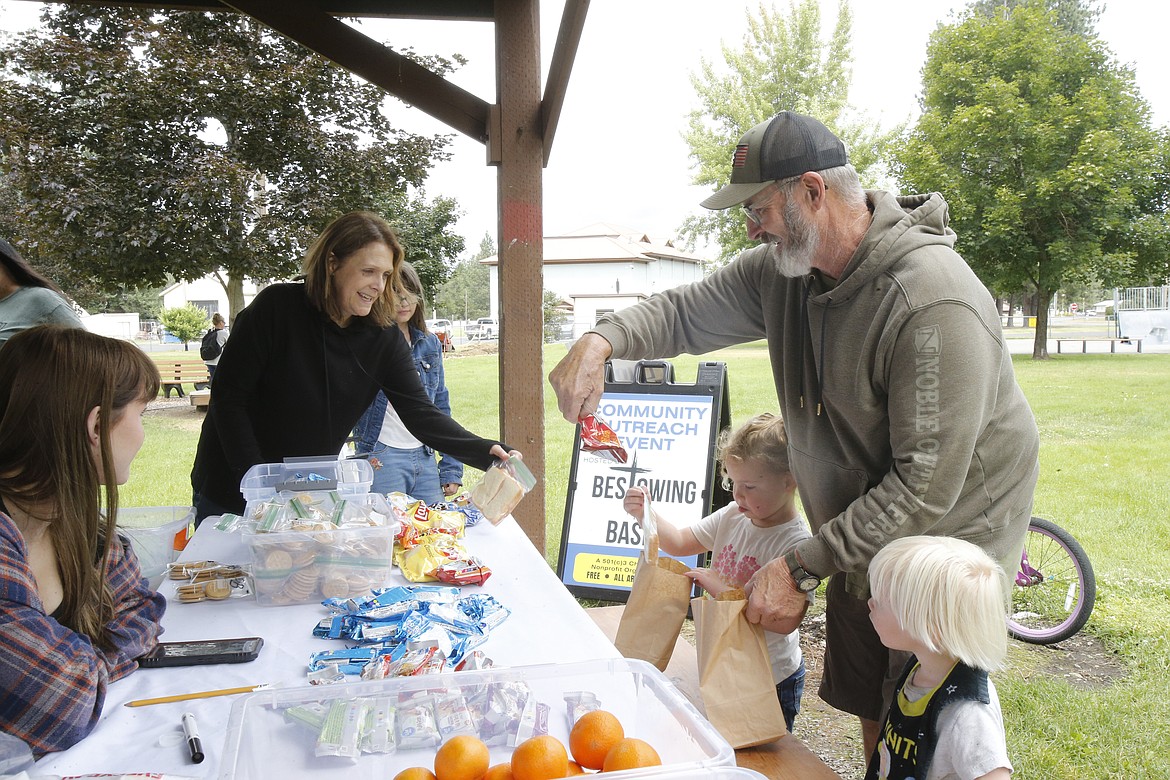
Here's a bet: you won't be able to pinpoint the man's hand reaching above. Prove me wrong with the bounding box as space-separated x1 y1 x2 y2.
548 333 613 422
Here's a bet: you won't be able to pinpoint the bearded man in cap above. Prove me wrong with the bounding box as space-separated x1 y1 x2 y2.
549 111 1039 756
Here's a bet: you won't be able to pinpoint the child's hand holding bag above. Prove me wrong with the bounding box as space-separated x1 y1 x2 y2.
613 493 692 671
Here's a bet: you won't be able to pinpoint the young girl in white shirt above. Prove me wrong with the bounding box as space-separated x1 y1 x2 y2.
623 412 811 731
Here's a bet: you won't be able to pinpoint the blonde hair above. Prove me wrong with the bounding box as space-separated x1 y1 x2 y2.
301 211 404 328
719 412 791 477
869 536 1008 672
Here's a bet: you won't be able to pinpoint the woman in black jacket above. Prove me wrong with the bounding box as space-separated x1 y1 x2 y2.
190 211 515 521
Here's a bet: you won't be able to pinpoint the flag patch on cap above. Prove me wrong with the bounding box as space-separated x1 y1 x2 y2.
732 144 750 168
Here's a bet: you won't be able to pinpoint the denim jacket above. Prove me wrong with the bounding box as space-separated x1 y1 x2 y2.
353 326 464 485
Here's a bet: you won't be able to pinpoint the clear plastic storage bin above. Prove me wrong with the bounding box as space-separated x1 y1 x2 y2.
219 658 733 779
240 457 374 503
118 506 195 589
244 493 395 606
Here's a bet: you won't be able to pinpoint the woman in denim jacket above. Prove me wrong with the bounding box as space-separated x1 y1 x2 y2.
353 263 462 502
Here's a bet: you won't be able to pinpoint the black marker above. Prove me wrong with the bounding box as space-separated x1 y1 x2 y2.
181 712 205 764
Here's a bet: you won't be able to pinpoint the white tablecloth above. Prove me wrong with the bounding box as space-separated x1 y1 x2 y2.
33 516 619 778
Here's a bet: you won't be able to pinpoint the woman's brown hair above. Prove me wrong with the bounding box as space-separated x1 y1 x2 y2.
301 211 404 328
0 326 160 648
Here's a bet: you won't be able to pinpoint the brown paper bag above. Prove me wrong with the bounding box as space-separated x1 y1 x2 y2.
613 553 692 671
691 591 787 748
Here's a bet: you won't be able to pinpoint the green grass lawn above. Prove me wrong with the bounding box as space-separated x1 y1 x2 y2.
129 343 1170 779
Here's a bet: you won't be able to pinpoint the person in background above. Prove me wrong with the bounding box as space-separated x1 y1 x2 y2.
865 536 1012 780
622 413 811 732
190 211 517 522
203 312 229 383
0 238 84 347
353 262 462 503
549 111 1039 758
0 326 166 754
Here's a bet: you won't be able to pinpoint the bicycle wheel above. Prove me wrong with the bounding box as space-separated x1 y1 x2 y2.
1008 516 1096 645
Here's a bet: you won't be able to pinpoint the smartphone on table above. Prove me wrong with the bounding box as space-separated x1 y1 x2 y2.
138 637 263 668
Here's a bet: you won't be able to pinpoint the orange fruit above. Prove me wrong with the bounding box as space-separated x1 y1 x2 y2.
601 738 661 772
394 769 437 780
510 734 569 780
564 761 586 775
434 734 490 780
568 710 625 770
484 764 515 780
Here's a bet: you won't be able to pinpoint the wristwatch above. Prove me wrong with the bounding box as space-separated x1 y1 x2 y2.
785 550 821 593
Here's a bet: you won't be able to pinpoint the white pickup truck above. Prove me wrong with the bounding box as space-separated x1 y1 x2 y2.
467 317 498 340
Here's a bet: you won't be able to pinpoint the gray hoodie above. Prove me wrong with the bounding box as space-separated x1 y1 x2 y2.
593 190 1039 595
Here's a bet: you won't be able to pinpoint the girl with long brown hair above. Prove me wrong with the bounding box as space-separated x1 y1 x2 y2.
0 326 166 754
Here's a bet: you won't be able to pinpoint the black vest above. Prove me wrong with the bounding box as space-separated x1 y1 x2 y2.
864 658 990 780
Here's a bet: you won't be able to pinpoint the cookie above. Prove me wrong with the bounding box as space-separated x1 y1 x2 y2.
264 549 293 570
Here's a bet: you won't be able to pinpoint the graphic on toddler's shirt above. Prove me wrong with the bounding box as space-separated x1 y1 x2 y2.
711 544 762 587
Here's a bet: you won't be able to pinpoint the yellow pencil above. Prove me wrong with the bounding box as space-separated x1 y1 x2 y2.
124 684 263 708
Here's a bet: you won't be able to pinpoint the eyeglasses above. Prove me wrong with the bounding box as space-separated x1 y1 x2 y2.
393 290 420 307
742 190 780 227
741 175 821 226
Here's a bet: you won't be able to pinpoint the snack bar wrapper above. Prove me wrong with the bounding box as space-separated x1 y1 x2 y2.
468 458 537 525
579 413 628 464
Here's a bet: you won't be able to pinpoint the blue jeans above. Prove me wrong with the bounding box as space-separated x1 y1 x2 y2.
370 445 443 504
775 660 807 733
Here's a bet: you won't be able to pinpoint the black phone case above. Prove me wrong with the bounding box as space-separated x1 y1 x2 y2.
138 637 263 668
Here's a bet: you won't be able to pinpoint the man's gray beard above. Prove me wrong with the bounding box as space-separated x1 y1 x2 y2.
769 198 820 277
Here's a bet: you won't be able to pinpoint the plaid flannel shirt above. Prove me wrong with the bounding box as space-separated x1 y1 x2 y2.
0 512 166 754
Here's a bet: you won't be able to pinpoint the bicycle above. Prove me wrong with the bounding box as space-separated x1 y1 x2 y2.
1008 516 1096 645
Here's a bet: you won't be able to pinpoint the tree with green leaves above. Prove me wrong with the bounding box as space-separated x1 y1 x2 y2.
0 7 463 320
969 0 1101 36
893 3 1170 358
159 304 209 349
377 193 465 305
682 0 901 264
436 233 494 321
542 290 568 343
436 257 490 322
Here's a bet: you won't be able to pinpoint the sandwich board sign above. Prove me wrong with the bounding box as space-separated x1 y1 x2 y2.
556 360 732 601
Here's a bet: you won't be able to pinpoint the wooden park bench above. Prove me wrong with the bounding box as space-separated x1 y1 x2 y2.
188 388 212 409
1054 337 1143 354
151 356 210 399
587 605 841 780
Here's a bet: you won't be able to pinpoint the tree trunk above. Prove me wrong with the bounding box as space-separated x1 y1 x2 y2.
226 275 247 326
1032 287 1052 359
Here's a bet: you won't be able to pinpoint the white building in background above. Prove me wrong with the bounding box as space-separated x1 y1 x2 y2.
479 223 707 339
159 275 264 321
81 312 140 339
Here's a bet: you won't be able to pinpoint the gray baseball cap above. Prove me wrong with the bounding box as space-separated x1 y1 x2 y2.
700 111 848 210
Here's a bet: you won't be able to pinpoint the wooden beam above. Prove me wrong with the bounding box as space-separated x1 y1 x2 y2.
541 0 589 165
219 0 492 141
493 0 546 552
20 0 497 20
